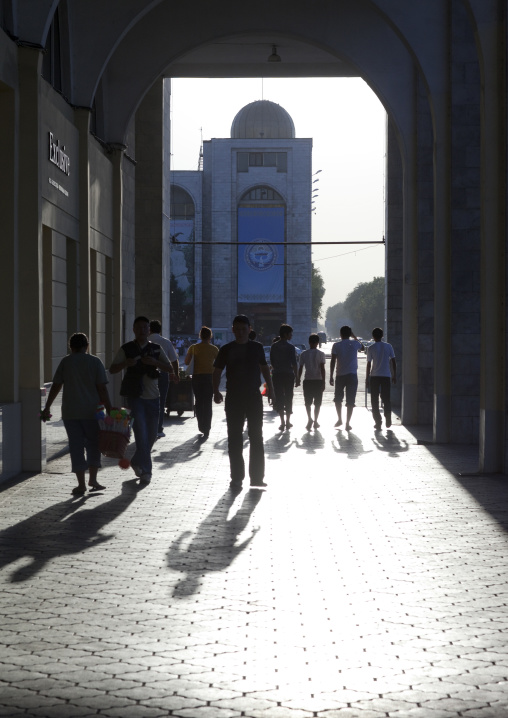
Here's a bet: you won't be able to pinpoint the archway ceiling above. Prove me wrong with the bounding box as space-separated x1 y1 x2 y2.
83 0 419 145
9 1 417 89
7 0 483 148
164 35 356 78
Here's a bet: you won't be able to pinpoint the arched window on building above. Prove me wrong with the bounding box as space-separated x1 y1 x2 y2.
237 186 286 343
170 186 195 335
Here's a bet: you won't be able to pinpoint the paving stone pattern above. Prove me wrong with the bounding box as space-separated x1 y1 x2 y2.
1 384 508 717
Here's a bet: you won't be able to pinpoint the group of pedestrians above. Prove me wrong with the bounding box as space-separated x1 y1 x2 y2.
328 325 396 431
41 311 396 496
42 315 177 493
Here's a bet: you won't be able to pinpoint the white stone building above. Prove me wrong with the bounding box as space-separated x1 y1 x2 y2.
170 100 312 346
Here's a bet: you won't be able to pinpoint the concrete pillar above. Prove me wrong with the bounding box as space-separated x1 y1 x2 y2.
385 121 403 406
110 144 125 406
17 47 46 471
416 76 435 426
0 83 17 403
433 114 452 444
75 108 92 347
478 13 505 472
432 32 452 445
401 76 419 425
135 78 170 326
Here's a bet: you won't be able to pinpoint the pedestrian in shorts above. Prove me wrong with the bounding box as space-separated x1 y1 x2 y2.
298 333 326 431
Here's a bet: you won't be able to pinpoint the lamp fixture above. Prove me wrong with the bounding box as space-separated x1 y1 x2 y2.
268 45 281 63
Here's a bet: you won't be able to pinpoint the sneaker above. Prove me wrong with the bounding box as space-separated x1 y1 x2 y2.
345 424 352 431
132 464 143 478
140 474 152 484
250 479 267 488
230 479 243 491
157 431 165 438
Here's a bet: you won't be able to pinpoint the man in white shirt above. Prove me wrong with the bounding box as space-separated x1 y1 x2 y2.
298 334 326 431
149 320 179 437
329 325 363 431
365 327 396 430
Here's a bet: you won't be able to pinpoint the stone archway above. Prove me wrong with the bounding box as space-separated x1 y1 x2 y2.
2 1 504 474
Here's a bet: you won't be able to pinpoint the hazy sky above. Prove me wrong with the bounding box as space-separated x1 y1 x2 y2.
170 77 386 319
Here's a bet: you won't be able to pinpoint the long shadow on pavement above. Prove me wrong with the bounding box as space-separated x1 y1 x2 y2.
294 429 325 455
265 430 296 459
423 443 508 532
371 428 410 456
167 488 263 598
0 479 142 582
331 430 373 460
153 435 206 469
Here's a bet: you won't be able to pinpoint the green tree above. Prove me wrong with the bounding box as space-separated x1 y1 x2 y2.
343 276 385 337
311 264 325 324
325 301 349 339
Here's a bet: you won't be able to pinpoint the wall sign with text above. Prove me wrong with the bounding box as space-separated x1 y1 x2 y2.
48 132 70 176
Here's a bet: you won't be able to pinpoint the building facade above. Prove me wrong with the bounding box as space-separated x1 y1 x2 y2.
170 100 312 346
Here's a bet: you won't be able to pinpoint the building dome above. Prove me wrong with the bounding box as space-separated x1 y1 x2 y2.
231 100 295 139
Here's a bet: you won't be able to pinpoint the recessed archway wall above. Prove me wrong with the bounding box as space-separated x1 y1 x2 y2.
1 0 504 475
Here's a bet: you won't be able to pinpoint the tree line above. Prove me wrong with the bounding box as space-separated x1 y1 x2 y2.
325 276 385 338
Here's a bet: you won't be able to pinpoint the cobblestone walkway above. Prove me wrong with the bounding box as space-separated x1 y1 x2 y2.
1 389 508 717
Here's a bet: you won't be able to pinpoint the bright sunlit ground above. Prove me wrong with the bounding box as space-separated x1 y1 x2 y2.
2 373 508 716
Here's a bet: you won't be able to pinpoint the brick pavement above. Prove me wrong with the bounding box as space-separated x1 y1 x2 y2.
1 383 508 717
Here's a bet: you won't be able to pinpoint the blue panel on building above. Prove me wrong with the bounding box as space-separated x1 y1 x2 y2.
237 207 285 303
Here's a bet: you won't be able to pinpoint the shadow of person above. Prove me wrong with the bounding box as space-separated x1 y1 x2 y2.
262 410 279 426
167 489 262 598
331 431 373 460
295 430 326 455
153 435 204 469
372 429 409 457
265 431 296 460
0 479 141 582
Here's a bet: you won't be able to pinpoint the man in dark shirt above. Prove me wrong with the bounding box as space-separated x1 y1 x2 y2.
213 315 274 489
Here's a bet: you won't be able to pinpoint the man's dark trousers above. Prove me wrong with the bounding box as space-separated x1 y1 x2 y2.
157 372 169 433
225 391 264 484
192 374 214 435
369 376 391 425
